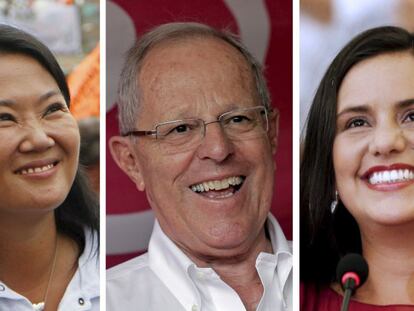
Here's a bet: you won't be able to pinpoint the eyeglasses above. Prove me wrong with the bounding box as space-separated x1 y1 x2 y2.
122 106 270 153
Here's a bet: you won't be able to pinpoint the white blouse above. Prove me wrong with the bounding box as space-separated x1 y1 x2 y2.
0 230 100 311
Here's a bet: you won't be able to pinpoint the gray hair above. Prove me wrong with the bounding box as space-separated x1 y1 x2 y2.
117 22 271 135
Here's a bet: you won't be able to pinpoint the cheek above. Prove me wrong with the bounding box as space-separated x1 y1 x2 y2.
407 130 414 147
246 138 274 171
333 137 355 206
333 136 369 215
0 130 18 163
61 128 80 160
334 135 368 180
51 119 81 173
333 137 357 181
239 139 275 197
140 149 193 200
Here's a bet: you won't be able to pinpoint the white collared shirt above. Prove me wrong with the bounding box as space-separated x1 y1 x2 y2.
107 214 292 311
0 230 100 311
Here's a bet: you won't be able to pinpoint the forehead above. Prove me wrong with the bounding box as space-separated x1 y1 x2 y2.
0 53 47 78
137 36 257 121
0 53 58 101
338 51 414 110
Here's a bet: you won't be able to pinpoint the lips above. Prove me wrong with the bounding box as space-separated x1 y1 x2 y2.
15 159 59 176
362 164 414 185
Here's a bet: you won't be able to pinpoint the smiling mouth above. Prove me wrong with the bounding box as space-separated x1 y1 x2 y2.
368 169 414 185
190 176 245 198
16 161 58 175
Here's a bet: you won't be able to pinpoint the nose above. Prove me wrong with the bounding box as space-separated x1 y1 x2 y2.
195 121 234 162
368 122 406 156
18 122 55 153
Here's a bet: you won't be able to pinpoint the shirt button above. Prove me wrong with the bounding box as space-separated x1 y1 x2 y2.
0 284 5 291
78 297 85 305
191 304 199 311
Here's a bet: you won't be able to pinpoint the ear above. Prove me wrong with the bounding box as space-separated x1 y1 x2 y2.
109 136 146 191
268 108 279 155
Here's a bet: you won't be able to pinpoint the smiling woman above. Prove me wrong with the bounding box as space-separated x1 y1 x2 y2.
0 25 99 310
301 26 414 309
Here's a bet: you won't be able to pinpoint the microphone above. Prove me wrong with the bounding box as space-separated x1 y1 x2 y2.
336 253 369 311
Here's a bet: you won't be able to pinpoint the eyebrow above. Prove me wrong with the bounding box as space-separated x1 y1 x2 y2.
161 103 243 121
336 105 370 118
337 98 414 118
0 99 15 107
0 90 62 108
397 98 414 108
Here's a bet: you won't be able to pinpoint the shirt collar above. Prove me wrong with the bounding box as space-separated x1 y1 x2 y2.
257 214 293 294
266 213 292 256
60 229 100 306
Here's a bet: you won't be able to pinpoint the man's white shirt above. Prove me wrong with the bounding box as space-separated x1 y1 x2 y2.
107 214 292 311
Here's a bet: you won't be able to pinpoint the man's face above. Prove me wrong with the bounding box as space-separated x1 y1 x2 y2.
124 37 277 259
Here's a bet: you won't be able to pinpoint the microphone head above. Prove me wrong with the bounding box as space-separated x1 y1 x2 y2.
336 253 369 289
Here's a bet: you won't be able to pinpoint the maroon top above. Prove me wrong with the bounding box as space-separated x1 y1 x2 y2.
300 283 414 311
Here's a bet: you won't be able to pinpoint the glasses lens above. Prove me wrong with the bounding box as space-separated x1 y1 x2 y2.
156 119 203 153
220 107 268 140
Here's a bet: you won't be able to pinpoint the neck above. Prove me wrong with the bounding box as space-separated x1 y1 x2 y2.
183 228 273 311
356 222 414 305
0 210 58 302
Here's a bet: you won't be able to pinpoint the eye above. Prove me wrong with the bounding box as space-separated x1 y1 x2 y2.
345 117 369 129
43 102 67 116
162 121 199 137
0 113 16 122
172 124 191 133
229 115 250 123
402 110 414 123
223 114 253 127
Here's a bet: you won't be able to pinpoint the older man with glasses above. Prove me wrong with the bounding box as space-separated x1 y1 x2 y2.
107 22 292 311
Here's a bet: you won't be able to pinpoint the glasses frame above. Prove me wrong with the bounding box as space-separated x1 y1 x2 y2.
122 105 270 140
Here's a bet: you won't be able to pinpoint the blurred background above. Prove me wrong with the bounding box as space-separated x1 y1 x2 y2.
0 0 100 193
300 0 414 132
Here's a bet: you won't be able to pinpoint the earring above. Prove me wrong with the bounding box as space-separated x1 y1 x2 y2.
330 190 339 214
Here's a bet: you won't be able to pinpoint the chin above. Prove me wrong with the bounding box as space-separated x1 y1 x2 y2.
202 223 254 251
373 214 414 227
26 188 70 211
362 207 414 227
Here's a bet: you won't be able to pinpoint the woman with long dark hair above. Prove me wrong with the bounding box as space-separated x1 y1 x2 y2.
301 26 414 309
0 25 99 310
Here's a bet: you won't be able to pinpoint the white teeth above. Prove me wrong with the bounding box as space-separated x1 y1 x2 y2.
20 164 54 175
369 169 414 185
191 176 244 193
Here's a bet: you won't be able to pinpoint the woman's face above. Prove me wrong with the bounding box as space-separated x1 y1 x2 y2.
333 51 414 228
0 54 80 215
